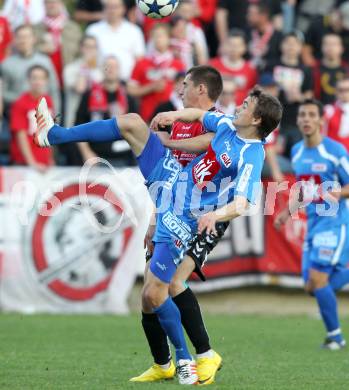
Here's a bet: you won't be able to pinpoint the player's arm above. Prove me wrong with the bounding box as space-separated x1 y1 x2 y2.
274 184 304 229
327 151 349 200
198 195 249 234
156 131 214 153
151 108 206 130
331 184 349 199
199 145 264 234
151 109 227 131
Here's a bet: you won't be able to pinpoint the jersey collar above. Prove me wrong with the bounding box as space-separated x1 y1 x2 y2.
236 134 263 144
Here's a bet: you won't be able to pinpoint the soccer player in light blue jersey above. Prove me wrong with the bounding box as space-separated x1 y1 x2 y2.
34 77 282 384
275 99 349 350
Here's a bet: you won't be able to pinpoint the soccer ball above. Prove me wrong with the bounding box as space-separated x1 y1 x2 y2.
137 0 179 19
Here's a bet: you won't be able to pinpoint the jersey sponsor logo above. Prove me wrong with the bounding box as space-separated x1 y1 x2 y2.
311 163 327 172
298 174 323 203
156 262 167 271
162 151 181 190
162 211 191 242
220 152 232 168
312 231 338 248
192 145 221 186
319 247 335 261
174 239 183 249
225 141 231 151
236 164 253 193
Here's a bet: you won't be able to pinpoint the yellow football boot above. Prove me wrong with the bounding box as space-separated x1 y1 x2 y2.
197 351 222 385
129 361 176 382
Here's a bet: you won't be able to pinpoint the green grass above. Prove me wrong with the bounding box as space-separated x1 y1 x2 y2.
1 314 349 389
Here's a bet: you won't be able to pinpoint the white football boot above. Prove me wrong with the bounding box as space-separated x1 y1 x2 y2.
176 359 198 385
34 97 54 147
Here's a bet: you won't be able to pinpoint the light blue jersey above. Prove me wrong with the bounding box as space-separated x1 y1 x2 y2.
145 112 265 262
291 137 349 276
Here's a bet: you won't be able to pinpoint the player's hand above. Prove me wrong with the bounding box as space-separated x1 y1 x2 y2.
144 223 156 256
273 209 290 230
150 111 178 131
198 212 218 235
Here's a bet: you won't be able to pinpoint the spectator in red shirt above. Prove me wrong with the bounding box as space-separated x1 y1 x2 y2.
127 24 185 123
209 29 258 105
0 16 12 63
10 65 54 171
324 76 349 151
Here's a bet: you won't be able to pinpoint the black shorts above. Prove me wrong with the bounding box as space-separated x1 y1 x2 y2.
186 221 229 281
145 221 230 281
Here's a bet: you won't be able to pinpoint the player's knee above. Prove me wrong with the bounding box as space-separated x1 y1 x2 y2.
142 283 162 308
119 113 144 134
169 277 184 297
306 277 327 294
141 284 152 312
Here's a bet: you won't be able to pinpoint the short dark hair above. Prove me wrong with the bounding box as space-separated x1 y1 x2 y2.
255 1 271 17
14 24 33 35
27 65 49 79
150 22 171 35
80 34 97 46
228 28 247 43
299 98 324 117
186 65 223 102
249 87 283 139
282 29 304 43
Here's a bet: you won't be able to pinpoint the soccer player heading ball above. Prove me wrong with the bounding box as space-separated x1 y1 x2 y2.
34 65 282 385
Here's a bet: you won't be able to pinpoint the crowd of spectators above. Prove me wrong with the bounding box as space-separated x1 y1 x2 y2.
0 0 349 180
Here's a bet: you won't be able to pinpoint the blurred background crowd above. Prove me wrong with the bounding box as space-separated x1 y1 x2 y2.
1 0 349 182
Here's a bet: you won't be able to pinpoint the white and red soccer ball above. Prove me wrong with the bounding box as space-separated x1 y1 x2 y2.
136 0 180 19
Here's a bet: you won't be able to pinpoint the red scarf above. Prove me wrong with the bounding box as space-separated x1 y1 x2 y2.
43 12 67 49
249 23 274 62
88 82 128 115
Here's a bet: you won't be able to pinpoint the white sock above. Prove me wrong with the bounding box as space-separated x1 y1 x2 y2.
197 349 214 359
159 361 171 369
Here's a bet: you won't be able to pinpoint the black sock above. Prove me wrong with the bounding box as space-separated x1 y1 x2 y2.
141 312 171 365
173 288 211 354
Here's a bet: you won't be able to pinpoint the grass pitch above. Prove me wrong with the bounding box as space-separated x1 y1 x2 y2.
1 314 349 389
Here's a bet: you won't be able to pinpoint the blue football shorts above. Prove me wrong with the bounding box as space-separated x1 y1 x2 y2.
137 132 196 272
302 224 349 282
